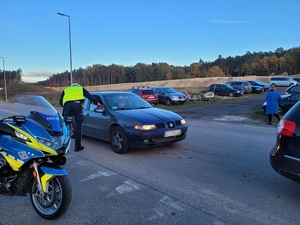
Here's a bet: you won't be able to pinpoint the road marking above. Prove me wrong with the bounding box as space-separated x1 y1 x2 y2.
76 160 90 166
159 195 184 211
148 195 185 221
80 170 117 182
115 179 141 194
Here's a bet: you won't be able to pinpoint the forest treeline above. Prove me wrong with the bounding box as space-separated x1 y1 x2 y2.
1 47 300 88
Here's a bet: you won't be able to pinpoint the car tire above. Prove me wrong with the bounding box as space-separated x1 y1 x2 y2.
229 92 234 97
110 126 129 154
279 106 284 116
165 98 172 106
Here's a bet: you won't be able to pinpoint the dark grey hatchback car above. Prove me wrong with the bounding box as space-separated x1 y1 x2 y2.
270 100 300 183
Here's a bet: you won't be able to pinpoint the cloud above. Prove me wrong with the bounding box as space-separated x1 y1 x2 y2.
22 70 55 82
210 20 250 24
26 70 54 77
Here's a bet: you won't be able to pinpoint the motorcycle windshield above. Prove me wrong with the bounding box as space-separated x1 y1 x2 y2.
14 94 57 116
13 94 62 131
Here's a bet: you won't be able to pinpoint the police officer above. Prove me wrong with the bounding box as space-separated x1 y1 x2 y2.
59 83 103 152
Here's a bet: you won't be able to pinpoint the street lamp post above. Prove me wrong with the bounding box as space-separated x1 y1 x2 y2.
57 12 73 85
0 57 7 102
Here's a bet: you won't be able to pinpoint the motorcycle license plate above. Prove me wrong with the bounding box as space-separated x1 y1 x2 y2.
165 129 181 137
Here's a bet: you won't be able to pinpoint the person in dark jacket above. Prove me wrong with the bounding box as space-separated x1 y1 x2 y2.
59 83 103 152
265 84 282 125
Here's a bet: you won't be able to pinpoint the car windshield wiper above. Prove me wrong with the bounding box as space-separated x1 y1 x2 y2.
117 107 130 110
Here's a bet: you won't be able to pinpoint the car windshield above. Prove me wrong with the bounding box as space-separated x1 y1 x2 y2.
253 80 264 85
162 87 177 93
225 84 234 90
142 90 155 94
104 93 153 110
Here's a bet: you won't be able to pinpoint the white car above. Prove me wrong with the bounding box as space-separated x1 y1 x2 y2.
269 77 298 87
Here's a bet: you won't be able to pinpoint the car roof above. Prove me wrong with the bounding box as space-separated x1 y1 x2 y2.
91 91 131 95
129 86 152 90
151 86 171 88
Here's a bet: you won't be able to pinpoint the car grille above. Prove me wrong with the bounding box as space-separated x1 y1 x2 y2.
155 120 182 129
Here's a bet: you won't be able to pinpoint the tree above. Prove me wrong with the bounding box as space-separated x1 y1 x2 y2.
207 66 225 77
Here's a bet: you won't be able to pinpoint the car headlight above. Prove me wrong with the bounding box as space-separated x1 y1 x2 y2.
181 119 186 125
171 96 180 100
134 124 157 130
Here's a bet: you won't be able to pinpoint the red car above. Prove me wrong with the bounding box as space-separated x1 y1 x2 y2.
128 87 159 104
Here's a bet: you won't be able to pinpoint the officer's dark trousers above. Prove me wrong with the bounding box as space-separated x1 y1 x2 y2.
63 102 83 148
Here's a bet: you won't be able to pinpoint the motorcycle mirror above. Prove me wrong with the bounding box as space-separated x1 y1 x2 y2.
64 116 73 125
13 115 25 127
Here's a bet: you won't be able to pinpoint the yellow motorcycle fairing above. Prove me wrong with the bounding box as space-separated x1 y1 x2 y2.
8 124 58 156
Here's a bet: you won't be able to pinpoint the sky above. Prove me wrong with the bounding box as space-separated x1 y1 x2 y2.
1 0 299 83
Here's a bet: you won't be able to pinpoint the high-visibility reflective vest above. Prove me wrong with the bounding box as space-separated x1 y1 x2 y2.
62 86 84 106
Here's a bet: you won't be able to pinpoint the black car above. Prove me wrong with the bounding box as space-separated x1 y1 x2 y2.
208 84 242 97
248 80 270 92
284 84 300 94
226 81 252 94
262 92 300 116
270 100 300 183
249 84 264 93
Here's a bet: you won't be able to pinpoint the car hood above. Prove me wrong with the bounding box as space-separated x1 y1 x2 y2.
166 92 186 97
252 85 263 88
114 108 183 123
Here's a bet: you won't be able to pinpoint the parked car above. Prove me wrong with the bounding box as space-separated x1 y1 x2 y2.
269 77 298 87
81 91 188 154
248 80 270 92
262 92 300 116
284 84 300 94
226 81 252 94
249 84 264 93
269 100 300 183
292 77 300 83
208 84 242 97
151 86 186 106
127 86 159 104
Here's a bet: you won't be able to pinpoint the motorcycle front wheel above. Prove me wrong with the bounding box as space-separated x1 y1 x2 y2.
30 176 72 220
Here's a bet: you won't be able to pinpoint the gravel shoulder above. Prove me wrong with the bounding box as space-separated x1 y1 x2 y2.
173 94 267 126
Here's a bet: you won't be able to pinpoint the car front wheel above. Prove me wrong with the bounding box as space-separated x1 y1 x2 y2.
165 98 172 106
110 126 129 154
229 92 234 97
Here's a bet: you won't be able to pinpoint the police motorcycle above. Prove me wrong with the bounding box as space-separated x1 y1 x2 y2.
0 94 72 219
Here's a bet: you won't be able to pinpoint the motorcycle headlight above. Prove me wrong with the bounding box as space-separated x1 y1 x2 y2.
37 137 60 149
14 131 29 141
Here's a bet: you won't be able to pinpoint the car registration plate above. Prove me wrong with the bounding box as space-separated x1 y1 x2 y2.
165 129 181 137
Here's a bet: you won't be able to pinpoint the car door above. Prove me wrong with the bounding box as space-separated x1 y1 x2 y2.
285 93 300 112
155 87 166 103
82 95 109 141
219 85 228 96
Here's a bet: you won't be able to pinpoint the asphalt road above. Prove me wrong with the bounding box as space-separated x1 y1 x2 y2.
1 91 300 225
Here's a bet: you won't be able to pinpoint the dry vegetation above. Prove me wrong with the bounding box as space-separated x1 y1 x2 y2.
1 75 299 107
83 75 271 94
